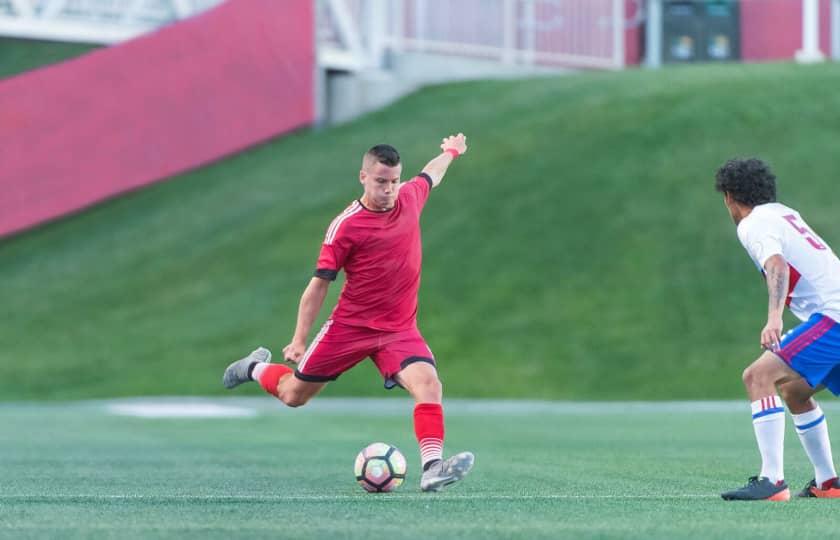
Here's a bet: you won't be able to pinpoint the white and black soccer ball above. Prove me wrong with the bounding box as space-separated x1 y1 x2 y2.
354 442 407 492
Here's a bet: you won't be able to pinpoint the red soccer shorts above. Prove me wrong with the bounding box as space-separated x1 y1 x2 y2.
294 320 436 388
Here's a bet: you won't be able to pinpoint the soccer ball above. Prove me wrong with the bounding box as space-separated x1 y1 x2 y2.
354 442 407 492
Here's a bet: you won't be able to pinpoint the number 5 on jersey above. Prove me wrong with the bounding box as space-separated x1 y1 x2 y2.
784 214 827 251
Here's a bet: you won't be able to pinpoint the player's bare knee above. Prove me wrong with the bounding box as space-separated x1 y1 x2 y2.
416 377 442 402
283 394 310 408
428 378 443 400
743 363 773 393
278 389 310 408
742 364 758 388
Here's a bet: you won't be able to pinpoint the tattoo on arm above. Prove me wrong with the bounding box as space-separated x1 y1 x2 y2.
765 258 789 313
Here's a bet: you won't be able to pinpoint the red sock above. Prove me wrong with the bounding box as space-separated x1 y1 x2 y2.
257 364 293 397
414 403 445 469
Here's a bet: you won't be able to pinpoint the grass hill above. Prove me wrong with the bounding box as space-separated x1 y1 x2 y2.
0 37 97 79
3 40 840 400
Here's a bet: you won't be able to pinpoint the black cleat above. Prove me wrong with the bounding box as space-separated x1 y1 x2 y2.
721 476 790 501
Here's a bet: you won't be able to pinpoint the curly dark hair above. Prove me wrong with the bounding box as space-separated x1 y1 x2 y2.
366 144 401 167
714 158 777 207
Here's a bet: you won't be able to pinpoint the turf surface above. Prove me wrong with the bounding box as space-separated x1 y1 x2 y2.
3 398 840 539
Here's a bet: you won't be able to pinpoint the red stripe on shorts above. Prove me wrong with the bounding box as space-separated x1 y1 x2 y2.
779 316 833 363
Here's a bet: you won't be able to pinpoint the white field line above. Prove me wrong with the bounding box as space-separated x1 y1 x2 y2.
0 493 717 502
92 398 840 418
5 397 840 419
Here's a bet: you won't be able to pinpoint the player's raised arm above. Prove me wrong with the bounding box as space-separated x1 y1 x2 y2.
282 276 331 363
761 254 789 352
421 133 468 188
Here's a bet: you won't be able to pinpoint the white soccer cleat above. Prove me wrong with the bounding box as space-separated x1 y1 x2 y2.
222 347 271 389
420 451 474 492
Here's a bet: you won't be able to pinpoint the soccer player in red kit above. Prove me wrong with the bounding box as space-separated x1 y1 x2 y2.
223 134 473 492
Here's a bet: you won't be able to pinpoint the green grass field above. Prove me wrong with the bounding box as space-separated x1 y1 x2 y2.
3 398 840 539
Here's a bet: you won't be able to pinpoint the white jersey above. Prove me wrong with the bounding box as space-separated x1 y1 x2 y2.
737 202 840 322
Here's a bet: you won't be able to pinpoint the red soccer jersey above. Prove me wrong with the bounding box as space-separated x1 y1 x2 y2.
314 173 433 331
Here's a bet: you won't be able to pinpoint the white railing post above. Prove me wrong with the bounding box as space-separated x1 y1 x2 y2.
795 0 826 63
613 0 625 69
389 0 404 54
644 0 662 68
9 0 34 17
414 0 426 52
362 0 386 68
325 0 366 69
501 0 517 64
522 0 536 65
832 0 840 60
41 0 66 18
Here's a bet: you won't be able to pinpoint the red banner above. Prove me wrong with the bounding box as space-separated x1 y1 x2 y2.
0 0 314 237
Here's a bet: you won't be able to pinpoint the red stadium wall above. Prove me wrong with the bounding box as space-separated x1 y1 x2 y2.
740 0 832 61
624 0 834 65
0 0 314 238
625 0 643 66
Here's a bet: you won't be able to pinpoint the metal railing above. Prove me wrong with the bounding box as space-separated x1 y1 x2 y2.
392 0 626 69
0 0 222 43
319 0 629 71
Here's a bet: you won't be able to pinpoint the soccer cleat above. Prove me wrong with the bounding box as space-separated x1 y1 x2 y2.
796 477 840 498
222 347 271 389
721 476 790 501
420 451 474 492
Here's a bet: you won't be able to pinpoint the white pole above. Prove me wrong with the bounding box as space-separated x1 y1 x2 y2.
362 0 386 68
832 0 840 60
390 0 404 54
613 0 625 69
502 0 517 64
522 0 536 65
795 0 825 63
9 0 34 17
414 0 426 52
644 0 662 68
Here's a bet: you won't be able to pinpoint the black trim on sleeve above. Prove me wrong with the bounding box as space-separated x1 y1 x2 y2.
418 173 433 189
294 370 339 383
314 268 338 281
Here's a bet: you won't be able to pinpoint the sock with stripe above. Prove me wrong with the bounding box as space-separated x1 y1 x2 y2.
414 403 444 471
751 395 785 483
249 362 292 398
793 404 838 486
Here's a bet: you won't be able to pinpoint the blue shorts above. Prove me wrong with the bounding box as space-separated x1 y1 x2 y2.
777 313 840 395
